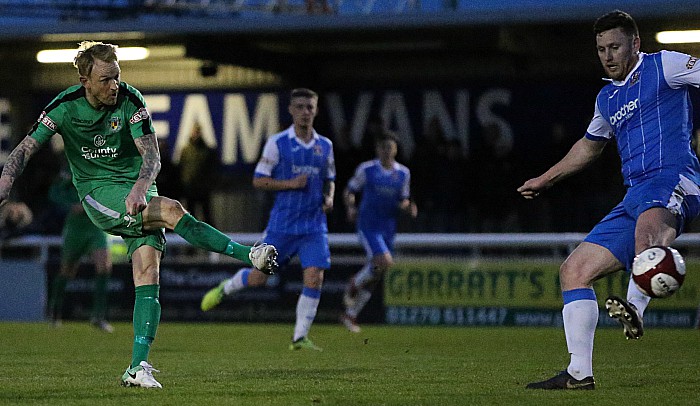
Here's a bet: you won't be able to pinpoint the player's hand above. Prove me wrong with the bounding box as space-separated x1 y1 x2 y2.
398 199 418 218
289 174 308 189
3 202 33 228
322 195 334 213
346 206 357 223
407 201 418 218
517 177 550 199
125 189 148 215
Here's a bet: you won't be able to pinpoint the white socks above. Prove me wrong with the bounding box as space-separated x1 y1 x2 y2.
626 276 651 317
562 289 598 380
345 263 379 318
354 263 376 287
293 287 321 341
223 268 251 295
345 288 372 318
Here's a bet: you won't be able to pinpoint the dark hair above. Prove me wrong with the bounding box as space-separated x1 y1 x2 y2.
73 41 118 76
593 10 639 37
290 88 318 100
375 130 399 146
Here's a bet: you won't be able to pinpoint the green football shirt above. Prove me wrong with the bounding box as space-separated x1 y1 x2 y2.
29 82 156 200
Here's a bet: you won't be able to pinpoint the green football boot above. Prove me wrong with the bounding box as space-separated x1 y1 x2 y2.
289 337 323 352
201 280 227 311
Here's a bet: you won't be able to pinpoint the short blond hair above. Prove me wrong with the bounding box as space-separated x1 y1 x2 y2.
73 41 118 76
290 88 318 100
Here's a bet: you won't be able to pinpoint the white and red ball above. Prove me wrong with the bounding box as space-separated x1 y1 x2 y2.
632 246 686 298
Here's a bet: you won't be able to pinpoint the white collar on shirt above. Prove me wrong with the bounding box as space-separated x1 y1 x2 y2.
288 125 318 148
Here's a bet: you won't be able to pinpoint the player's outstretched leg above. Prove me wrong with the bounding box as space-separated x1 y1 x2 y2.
172 213 278 274
526 370 595 390
605 295 644 339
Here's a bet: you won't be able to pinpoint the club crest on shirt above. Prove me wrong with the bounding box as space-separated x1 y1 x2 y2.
629 71 641 86
687 56 698 70
109 116 122 132
313 144 323 156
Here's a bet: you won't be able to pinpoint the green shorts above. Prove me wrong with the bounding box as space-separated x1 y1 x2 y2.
81 184 166 260
61 212 108 265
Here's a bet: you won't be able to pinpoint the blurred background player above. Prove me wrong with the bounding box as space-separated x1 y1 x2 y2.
340 130 417 333
47 167 114 332
201 88 335 351
518 10 700 390
180 123 217 226
0 41 278 389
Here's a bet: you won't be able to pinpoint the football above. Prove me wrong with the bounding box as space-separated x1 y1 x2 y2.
632 246 686 298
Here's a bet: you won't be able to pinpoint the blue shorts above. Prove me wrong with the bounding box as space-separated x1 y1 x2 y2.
263 231 331 270
584 173 700 271
358 227 396 259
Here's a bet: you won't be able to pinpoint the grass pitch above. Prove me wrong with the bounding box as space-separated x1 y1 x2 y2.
0 322 698 405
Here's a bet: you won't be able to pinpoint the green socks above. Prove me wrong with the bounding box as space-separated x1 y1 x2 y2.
173 213 253 265
91 274 109 320
49 274 68 318
225 241 253 266
131 284 161 368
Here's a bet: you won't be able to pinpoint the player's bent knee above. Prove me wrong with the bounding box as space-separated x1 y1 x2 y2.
559 257 598 289
144 196 187 229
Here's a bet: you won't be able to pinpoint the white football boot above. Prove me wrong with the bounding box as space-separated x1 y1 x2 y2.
121 361 163 388
249 243 279 275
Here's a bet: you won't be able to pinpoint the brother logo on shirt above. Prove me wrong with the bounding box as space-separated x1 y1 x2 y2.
609 98 640 126
292 165 321 176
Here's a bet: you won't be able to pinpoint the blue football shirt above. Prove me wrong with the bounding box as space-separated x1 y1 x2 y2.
347 159 411 231
586 51 700 187
254 125 335 234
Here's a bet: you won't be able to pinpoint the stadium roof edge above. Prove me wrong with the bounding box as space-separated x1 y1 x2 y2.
1 1 700 41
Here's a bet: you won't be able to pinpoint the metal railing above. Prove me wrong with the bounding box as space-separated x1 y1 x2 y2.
4 232 700 265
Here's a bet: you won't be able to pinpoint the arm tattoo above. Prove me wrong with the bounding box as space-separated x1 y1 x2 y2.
1 136 42 184
133 133 162 186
